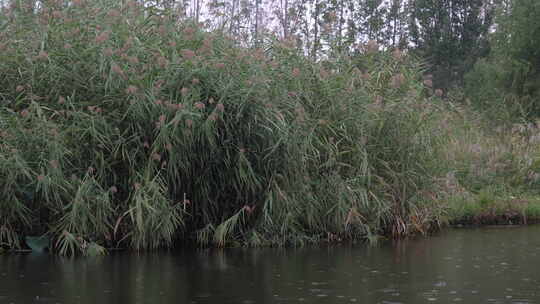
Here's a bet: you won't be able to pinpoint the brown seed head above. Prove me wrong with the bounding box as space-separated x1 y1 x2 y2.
111 64 124 76
95 31 110 44
128 56 139 64
181 49 196 60
391 73 405 88
423 79 433 88
70 27 80 36
392 49 403 61
216 103 224 112
159 114 166 124
244 205 255 214
107 9 120 18
157 56 169 68
125 85 138 95
103 47 114 57
37 50 49 60
366 40 379 53
181 87 189 96
52 10 62 19
183 27 195 36
319 69 329 79
49 160 58 169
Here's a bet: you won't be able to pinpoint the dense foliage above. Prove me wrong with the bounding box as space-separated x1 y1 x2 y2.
0 0 454 255
1 0 539 256
465 0 540 120
409 0 494 89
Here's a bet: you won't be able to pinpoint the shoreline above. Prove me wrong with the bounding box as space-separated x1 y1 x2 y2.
3 218 540 256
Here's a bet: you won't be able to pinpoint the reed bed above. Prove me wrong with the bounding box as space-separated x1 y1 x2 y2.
0 0 452 255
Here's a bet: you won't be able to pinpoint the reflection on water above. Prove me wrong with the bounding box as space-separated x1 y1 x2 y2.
2 226 540 304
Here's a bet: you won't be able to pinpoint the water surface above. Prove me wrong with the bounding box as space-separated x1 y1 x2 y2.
2 226 540 304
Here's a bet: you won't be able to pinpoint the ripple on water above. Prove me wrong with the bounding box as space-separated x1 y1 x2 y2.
434 281 447 287
380 287 398 294
423 289 440 301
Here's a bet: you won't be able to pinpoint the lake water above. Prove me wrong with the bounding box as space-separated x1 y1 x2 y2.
2 226 540 304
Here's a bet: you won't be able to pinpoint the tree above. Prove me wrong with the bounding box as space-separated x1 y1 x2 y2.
409 0 495 89
466 0 540 118
493 0 540 97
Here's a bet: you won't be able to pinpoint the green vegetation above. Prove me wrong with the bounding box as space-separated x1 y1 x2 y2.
0 0 454 255
448 194 540 226
0 0 539 256
440 106 540 226
465 0 540 120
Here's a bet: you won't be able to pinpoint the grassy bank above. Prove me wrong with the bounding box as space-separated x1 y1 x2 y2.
440 102 540 226
0 0 539 256
448 194 540 226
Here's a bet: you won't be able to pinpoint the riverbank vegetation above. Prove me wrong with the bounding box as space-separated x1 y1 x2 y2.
0 0 539 255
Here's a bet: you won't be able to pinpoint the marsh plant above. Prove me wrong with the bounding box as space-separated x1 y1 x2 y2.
0 0 451 255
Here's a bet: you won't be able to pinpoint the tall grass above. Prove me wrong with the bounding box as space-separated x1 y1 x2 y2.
0 0 451 255
419 84 540 226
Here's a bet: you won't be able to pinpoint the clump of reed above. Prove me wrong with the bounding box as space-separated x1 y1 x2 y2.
0 0 450 255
